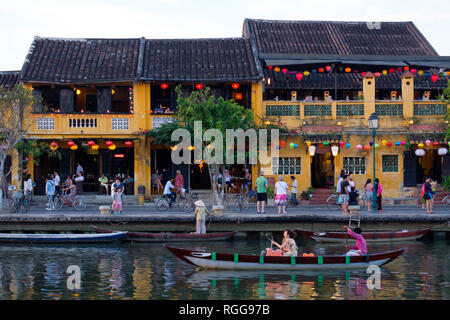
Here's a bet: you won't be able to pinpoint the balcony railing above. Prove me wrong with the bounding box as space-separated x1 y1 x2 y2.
413 101 447 116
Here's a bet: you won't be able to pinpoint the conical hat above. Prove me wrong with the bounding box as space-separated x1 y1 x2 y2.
194 200 205 207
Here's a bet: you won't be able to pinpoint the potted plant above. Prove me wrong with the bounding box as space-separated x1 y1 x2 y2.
266 185 275 207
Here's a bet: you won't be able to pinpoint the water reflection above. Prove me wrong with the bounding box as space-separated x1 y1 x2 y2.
0 239 447 300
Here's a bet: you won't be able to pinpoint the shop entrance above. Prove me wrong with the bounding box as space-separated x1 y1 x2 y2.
311 150 335 188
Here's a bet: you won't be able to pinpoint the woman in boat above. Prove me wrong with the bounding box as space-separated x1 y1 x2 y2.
269 230 298 256
344 226 367 256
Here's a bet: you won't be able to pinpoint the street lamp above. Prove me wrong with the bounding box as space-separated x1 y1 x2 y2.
368 113 379 211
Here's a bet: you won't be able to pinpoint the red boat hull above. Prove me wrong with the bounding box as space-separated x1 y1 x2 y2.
296 228 430 243
165 245 404 270
90 226 236 242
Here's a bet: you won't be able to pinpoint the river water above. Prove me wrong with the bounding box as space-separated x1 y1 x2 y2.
0 236 448 300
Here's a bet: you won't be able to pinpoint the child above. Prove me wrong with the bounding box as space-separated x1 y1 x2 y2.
113 187 123 214
344 225 367 256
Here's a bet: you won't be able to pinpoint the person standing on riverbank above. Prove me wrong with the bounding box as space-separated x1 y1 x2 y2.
112 187 123 214
289 176 298 206
53 171 61 195
45 174 55 211
373 178 383 212
275 176 288 214
194 200 212 234
423 177 433 214
255 171 268 214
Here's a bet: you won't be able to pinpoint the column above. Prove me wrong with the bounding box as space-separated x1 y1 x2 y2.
363 72 376 122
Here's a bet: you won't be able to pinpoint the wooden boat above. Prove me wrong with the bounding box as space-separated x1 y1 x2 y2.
296 228 431 243
0 231 127 243
90 226 236 242
165 245 404 271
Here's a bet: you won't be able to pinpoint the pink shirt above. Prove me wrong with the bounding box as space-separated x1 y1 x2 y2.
348 229 367 254
175 174 184 188
371 183 382 196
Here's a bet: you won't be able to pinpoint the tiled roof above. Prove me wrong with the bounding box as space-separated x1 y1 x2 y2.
244 19 438 56
0 71 20 88
20 37 142 83
140 38 261 81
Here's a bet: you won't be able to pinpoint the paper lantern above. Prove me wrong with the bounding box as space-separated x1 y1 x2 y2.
405 142 410 148
125 141 133 147
274 67 280 72
303 71 310 76
318 67 324 73
195 84 204 90
410 69 417 74
108 144 116 151
396 67 402 72
282 68 288 74
418 143 424 148
345 67 351 73
50 145 57 151
387 142 393 147
268 66 273 70
415 149 425 157
323 142 329 146
293 143 298 148
382 140 387 146
234 92 243 100
382 70 388 76
374 143 379 149
374 72 381 77
364 145 370 151
433 141 439 147
404 66 409 72
87 140 95 147
339 141 345 147
160 83 168 90
418 70 424 76
395 141 401 146
70 145 78 151
281 141 286 147
361 72 366 77
369 141 374 146
356 144 362 150
389 68 395 73
289 143 294 149
276 145 280 150
448 141 450 147
425 140 431 146
231 83 239 90
331 145 339 156
91 144 99 151
400 141 406 146
325 66 331 72
346 142 350 150
67 141 75 147
308 145 316 156
438 148 448 156
105 140 113 147
431 75 438 83
50 141 58 150
306 141 311 147
296 73 303 81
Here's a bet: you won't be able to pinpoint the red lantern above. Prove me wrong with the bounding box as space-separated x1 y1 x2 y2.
231 83 239 90
268 66 273 70
364 145 370 151
374 72 381 77
280 141 286 147
160 83 168 90
50 141 58 148
361 72 366 77
318 67 324 73
325 65 331 72
410 69 417 74
105 140 113 147
396 67 402 72
387 142 393 147
282 68 288 74
195 83 203 90
67 141 75 147
125 141 133 147
433 141 439 146
87 140 95 147
431 74 438 83
296 73 303 81
404 66 409 71
389 68 395 73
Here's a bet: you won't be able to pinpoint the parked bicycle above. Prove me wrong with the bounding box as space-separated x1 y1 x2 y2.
53 192 86 211
181 191 199 213
233 191 249 213
8 191 30 213
326 194 342 211
442 194 450 207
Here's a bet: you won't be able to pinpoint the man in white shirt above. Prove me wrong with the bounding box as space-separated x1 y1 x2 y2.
53 171 61 195
163 178 176 207
289 176 298 206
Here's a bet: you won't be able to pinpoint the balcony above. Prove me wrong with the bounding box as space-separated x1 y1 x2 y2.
28 113 136 136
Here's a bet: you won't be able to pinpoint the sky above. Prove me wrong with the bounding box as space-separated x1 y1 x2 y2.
0 0 449 70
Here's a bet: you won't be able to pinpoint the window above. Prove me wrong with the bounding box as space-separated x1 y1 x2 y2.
343 157 366 174
382 155 399 172
111 86 131 113
272 157 301 175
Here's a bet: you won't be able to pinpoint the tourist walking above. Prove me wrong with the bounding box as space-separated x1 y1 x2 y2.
289 176 298 206
241 169 252 194
363 179 373 211
98 174 109 195
274 176 288 214
45 174 55 211
373 178 383 212
194 200 212 234
423 177 433 214
74 172 84 195
255 171 268 214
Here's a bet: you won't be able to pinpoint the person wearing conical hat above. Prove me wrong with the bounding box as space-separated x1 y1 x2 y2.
194 200 212 234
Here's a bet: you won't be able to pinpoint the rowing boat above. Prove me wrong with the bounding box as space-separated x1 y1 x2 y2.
296 228 430 243
90 226 236 242
0 231 127 243
165 245 404 270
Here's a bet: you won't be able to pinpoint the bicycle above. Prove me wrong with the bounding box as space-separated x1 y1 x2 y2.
326 194 342 211
233 191 249 213
53 192 86 211
156 192 185 212
181 191 199 213
442 194 450 207
8 191 29 213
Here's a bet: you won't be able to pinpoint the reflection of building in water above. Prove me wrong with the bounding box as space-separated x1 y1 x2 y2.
110 257 124 298
22 259 36 300
44 261 63 299
132 257 153 300
265 279 299 300
298 281 318 299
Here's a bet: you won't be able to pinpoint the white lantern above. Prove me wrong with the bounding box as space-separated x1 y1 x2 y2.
415 149 425 157
331 145 339 157
438 148 448 156
309 145 316 156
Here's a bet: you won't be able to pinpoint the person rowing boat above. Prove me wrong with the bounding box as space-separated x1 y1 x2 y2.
344 225 367 256
262 230 298 256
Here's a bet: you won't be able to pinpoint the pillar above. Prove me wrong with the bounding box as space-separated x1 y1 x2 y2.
401 72 415 119
363 72 376 122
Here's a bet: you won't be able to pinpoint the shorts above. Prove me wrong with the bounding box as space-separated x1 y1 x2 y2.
226 181 232 187
423 193 432 200
340 194 349 204
257 192 267 202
